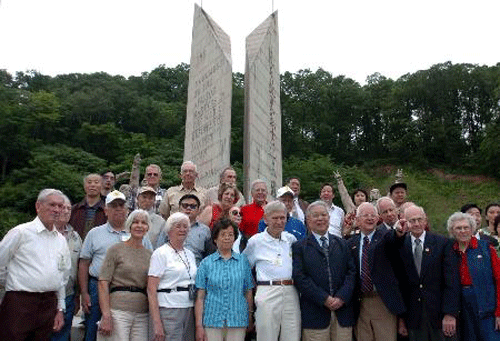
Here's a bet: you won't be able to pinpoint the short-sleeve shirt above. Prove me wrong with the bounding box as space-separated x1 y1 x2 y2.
244 230 297 281
148 243 197 308
99 243 152 313
195 251 254 328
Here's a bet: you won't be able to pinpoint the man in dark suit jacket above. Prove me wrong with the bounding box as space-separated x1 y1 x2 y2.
347 202 406 341
292 200 356 341
396 205 460 341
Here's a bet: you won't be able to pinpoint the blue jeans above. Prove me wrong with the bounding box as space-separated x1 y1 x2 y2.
84 278 101 341
50 294 76 341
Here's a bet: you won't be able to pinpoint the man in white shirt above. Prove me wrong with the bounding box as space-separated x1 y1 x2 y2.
287 177 308 223
244 201 301 341
320 183 345 237
0 188 71 340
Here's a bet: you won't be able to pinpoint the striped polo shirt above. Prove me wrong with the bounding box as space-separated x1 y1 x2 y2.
195 251 254 328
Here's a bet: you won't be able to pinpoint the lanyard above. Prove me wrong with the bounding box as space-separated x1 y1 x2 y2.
169 243 192 280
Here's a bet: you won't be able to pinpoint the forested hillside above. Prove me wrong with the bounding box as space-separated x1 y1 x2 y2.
1 61 499 235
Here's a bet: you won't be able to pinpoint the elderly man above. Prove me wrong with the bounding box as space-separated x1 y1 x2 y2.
347 202 405 341
136 186 165 248
244 201 301 341
396 206 459 341
156 194 213 265
376 197 399 230
159 161 206 219
293 201 356 341
240 179 268 239
319 183 345 238
258 186 307 240
70 173 107 239
51 195 83 341
143 164 166 213
0 189 71 340
101 170 116 197
78 190 152 341
288 177 308 223
206 166 246 207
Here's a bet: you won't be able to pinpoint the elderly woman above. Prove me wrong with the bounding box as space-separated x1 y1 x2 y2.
195 218 254 341
448 212 500 341
199 183 240 228
148 212 197 341
51 195 82 341
97 209 153 341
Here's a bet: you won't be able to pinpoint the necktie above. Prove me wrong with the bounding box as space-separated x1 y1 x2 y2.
414 238 422 275
361 236 373 293
320 236 333 295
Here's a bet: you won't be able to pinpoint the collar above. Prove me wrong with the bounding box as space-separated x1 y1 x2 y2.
453 236 478 251
411 230 426 245
213 250 238 261
34 217 58 235
264 228 282 241
106 222 127 234
180 184 199 192
360 229 376 242
312 231 328 245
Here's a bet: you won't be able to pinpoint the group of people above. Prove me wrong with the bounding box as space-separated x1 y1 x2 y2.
1 161 500 341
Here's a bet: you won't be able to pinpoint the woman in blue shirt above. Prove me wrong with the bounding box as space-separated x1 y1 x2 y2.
195 218 255 341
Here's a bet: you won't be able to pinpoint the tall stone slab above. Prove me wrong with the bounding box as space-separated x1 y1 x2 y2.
184 4 232 188
243 11 281 199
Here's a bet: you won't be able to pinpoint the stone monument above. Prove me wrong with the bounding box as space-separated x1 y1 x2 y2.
184 4 232 188
243 11 282 199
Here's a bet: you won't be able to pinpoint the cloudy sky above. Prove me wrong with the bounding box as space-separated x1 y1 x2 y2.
0 0 498 84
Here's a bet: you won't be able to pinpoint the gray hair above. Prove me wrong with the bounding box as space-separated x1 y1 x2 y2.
37 189 64 203
356 202 377 217
250 179 267 191
404 205 425 219
306 200 330 218
264 200 286 216
181 161 197 173
146 164 162 176
83 173 102 184
219 166 235 182
375 197 395 214
124 209 151 233
447 212 477 236
165 212 190 234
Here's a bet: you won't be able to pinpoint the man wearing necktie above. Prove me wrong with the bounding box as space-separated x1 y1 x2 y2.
396 205 460 341
347 202 406 341
292 201 356 341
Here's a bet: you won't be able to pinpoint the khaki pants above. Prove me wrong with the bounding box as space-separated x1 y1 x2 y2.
255 285 301 341
205 327 246 341
355 293 396 341
96 309 148 341
302 311 352 341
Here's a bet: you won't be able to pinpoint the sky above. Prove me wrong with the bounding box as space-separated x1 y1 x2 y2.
0 0 498 84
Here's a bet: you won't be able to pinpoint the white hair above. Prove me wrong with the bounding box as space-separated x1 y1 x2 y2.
165 212 190 234
124 209 151 233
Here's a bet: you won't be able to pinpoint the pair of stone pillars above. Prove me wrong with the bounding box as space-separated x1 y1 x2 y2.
183 4 282 201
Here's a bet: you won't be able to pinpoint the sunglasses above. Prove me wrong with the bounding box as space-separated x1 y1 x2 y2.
230 210 241 217
147 173 159 177
180 203 198 210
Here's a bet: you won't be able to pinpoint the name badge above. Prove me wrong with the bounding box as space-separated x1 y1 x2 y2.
58 254 67 271
274 255 282 266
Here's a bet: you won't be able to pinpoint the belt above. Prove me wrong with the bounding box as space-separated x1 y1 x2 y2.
110 286 147 295
89 275 99 281
256 280 294 286
157 286 190 293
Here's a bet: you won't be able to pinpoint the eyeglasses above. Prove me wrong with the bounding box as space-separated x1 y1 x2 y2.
359 214 377 219
230 210 241 217
147 173 159 177
180 203 198 210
